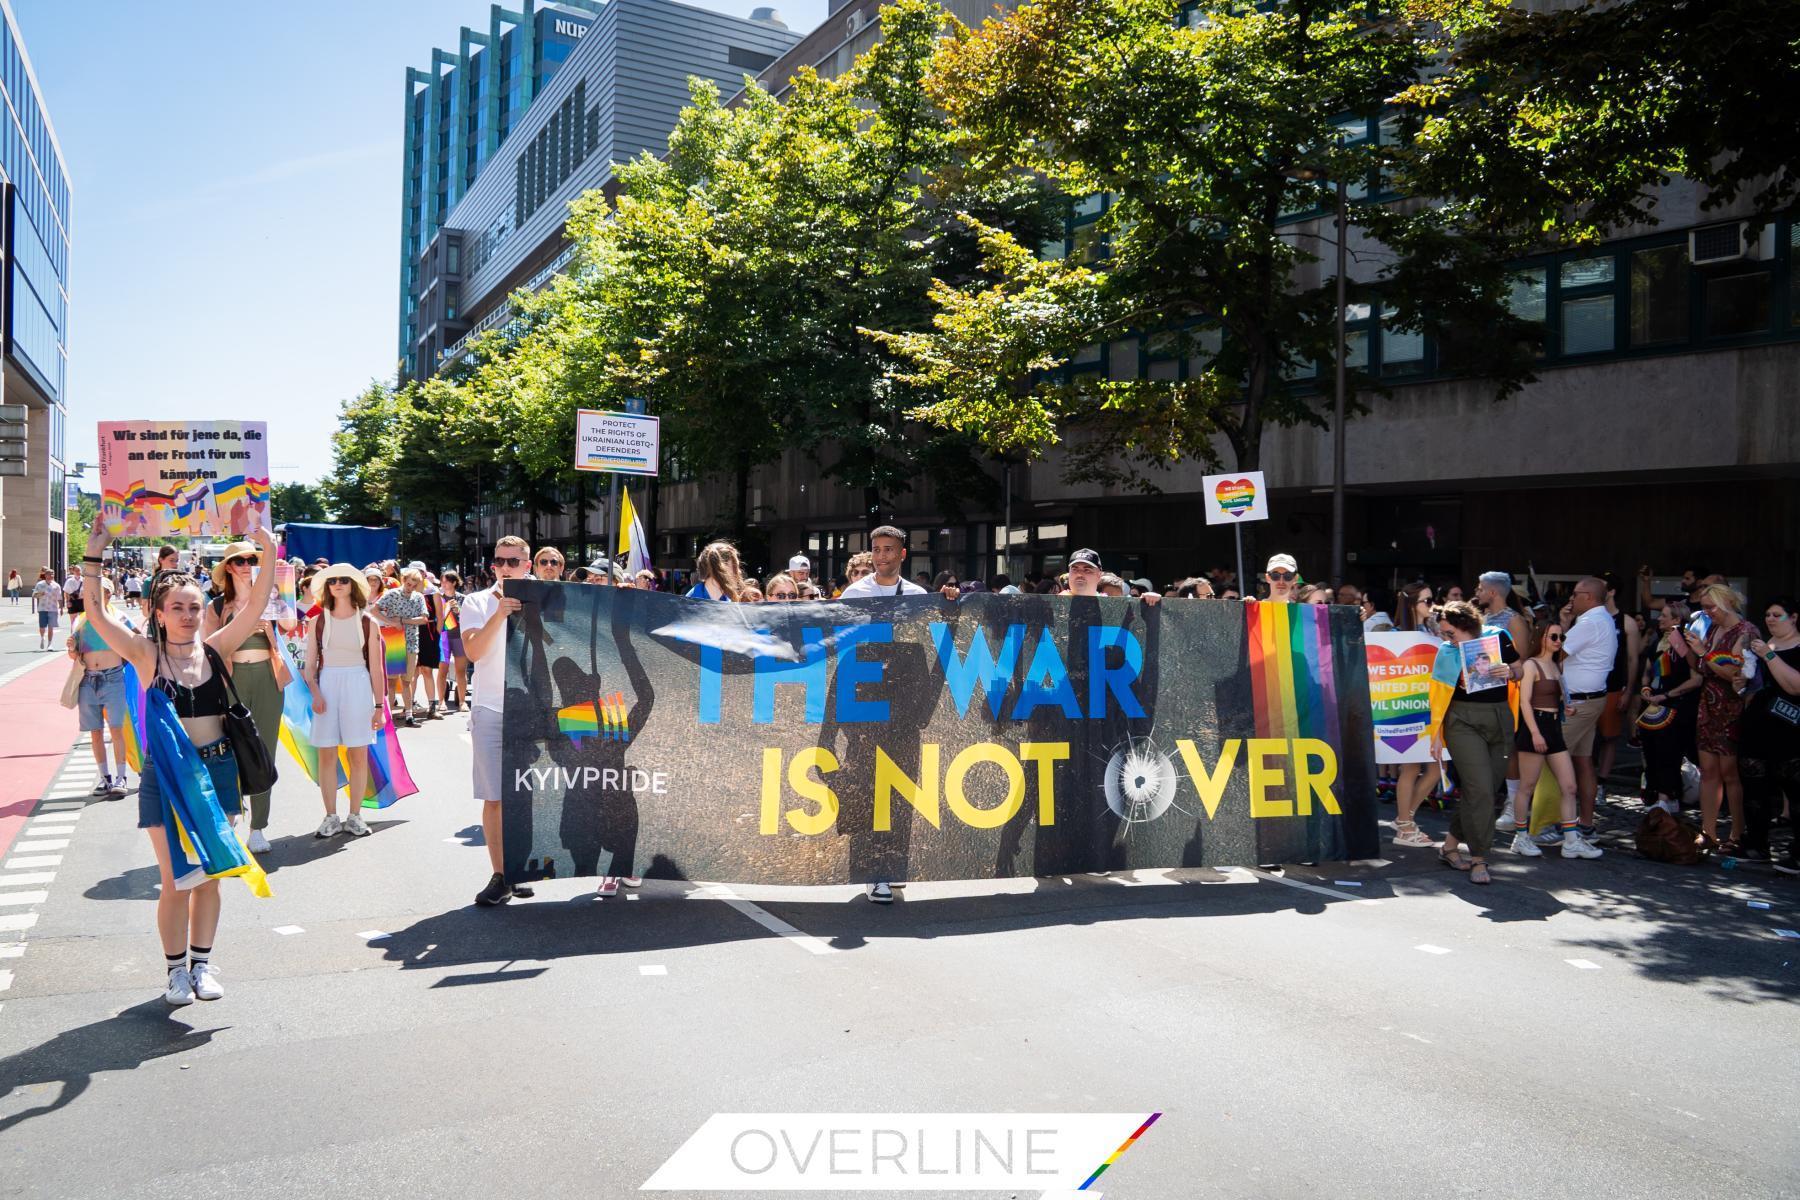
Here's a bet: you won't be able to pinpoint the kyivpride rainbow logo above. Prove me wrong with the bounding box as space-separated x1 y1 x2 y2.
1213 476 1257 517
557 692 631 744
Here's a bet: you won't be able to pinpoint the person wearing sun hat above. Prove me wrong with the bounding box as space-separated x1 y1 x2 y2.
301 563 388 840
202 540 291 852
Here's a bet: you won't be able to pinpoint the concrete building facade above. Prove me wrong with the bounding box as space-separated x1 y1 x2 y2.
406 0 800 381
0 0 71 578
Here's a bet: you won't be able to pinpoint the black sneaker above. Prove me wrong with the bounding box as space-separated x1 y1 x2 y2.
867 882 893 904
1772 856 1800 877
475 873 513 906
511 882 534 899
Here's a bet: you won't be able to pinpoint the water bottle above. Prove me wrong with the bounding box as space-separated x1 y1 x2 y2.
1718 856 1738 871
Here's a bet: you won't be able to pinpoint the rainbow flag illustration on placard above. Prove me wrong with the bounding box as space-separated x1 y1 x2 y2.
557 692 630 745
380 624 408 676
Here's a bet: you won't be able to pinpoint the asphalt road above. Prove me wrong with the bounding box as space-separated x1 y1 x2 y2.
0 676 1795 1200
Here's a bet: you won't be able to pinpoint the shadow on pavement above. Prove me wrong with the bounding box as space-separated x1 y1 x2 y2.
0 1001 228 1135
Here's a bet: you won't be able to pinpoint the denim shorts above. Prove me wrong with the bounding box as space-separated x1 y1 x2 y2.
79 666 128 732
137 738 243 829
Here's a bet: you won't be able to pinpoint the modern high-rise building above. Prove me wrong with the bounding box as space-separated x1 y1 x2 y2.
400 0 799 382
0 0 72 575
400 1 604 379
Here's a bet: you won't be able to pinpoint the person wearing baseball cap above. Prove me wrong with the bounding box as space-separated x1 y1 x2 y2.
1262 554 1300 603
788 554 811 586
1065 550 1159 605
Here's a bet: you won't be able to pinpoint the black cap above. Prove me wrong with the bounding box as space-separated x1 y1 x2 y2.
1069 548 1102 569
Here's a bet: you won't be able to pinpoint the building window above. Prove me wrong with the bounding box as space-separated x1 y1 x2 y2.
1630 244 1688 346
1558 255 1616 354
1380 305 1426 373
1703 269 1772 338
728 46 777 72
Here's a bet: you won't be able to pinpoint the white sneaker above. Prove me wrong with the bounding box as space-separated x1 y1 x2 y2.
1494 813 1519 834
596 877 620 897
1562 833 1604 860
190 962 224 1001
1510 831 1543 858
867 882 894 904
246 828 270 853
107 774 129 797
314 814 342 839
621 876 642 888
343 813 372 838
164 967 195 1007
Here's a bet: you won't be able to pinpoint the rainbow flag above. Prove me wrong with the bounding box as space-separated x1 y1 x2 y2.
557 692 630 744
380 624 408 676
275 642 417 809
121 661 147 774
1245 601 1341 748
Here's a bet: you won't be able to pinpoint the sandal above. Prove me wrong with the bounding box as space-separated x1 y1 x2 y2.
1392 821 1435 848
1439 850 1471 871
1469 861 1491 885
1718 838 1743 857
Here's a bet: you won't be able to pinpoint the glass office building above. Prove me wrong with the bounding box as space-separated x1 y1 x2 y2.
398 1 603 376
0 0 72 573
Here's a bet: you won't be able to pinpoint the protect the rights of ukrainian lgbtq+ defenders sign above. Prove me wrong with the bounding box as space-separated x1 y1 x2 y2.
496 585 1379 884
574 408 660 475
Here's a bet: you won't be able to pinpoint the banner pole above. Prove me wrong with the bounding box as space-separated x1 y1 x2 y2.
607 473 621 567
1234 523 1245 598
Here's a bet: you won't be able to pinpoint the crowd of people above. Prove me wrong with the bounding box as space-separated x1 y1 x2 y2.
43 513 1800 1007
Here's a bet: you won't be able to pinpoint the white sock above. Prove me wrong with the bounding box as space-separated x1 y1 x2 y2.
1506 779 1519 805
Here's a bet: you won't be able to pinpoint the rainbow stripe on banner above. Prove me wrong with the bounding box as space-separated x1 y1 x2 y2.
557 692 630 744
1077 1112 1161 1191
381 624 408 676
121 662 147 774
275 643 417 809
1245 600 1341 750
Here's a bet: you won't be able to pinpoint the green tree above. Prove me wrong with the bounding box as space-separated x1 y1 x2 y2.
321 381 401 525
880 0 1537 497
268 481 327 524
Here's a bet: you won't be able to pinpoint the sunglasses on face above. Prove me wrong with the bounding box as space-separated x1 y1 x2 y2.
329 579 352 587
1268 571 1296 581
537 558 562 567
226 556 255 567
769 591 797 600
1546 633 1563 642
492 556 524 567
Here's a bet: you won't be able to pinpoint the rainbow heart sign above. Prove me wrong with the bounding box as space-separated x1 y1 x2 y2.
1201 469 1269 526
1214 478 1257 517
1365 632 1441 763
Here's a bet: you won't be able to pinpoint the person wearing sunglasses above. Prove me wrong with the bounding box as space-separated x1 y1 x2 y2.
763 573 800 601
1261 554 1300 603
462 537 537 907
1741 598 1800 871
200 542 293 852
534 549 566 581
1509 618 1601 860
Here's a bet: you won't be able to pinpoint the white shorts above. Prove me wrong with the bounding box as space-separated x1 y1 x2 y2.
472 705 504 801
313 665 376 748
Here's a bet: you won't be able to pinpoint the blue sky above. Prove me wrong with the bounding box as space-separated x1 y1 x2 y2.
13 0 826 487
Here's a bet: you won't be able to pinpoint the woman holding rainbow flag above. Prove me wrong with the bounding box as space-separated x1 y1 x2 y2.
80 513 280 1007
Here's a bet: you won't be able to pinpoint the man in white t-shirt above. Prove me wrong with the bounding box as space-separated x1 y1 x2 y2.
1560 576 1618 835
839 526 963 601
32 569 63 649
461 535 536 907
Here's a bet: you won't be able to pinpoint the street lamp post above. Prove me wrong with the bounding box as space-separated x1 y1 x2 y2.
1331 172 1348 589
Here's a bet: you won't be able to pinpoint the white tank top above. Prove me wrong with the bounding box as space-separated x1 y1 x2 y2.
319 613 368 668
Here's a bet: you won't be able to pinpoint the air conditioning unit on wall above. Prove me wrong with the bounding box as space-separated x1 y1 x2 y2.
1689 221 1775 266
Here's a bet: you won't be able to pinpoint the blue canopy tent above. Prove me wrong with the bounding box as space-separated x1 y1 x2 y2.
281 522 399 568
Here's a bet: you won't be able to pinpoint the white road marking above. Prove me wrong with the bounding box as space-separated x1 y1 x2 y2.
0 913 39 932
273 925 305 936
14 839 69 851
1400 1031 1432 1044
0 891 47 907
0 652 69 690
357 930 390 941
1564 958 1601 970
639 964 667 976
1104 869 1184 887
0 968 12 990
0 944 22 958
695 883 838 955
1416 944 1452 955
5 856 62 869
36 803 83 811
1236 867 1381 905
626 893 639 901
0 872 56 887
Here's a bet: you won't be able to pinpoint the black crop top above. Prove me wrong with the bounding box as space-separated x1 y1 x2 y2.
152 644 232 719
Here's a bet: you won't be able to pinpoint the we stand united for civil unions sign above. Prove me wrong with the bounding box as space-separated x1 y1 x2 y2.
497 584 1380 885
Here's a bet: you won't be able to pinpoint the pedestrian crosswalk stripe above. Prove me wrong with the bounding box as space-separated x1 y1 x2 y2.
0 944 23 958
4 856 62 869
0 891 48 907
0 913 39 932
1564 958 1601 970
13 839 68 851
0 873 55 887
639 964 667 976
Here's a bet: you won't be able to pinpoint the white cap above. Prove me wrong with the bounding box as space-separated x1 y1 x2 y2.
788 554 810 571
407 560 427 573
1266 553 1298 573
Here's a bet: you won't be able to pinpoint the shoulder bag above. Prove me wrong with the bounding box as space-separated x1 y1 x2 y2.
207 645 279 796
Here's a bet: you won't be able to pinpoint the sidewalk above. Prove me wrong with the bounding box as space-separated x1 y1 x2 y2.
0 653 81 862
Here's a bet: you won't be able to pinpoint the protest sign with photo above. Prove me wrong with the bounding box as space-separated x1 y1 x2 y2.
498 585 1380 885
1458 634 1508 694
97 420 270 537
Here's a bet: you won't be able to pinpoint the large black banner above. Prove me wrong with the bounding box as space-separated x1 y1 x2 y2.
499 583 1378 884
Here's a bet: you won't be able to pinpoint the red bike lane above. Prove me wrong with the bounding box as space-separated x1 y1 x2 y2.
0 657 81 862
